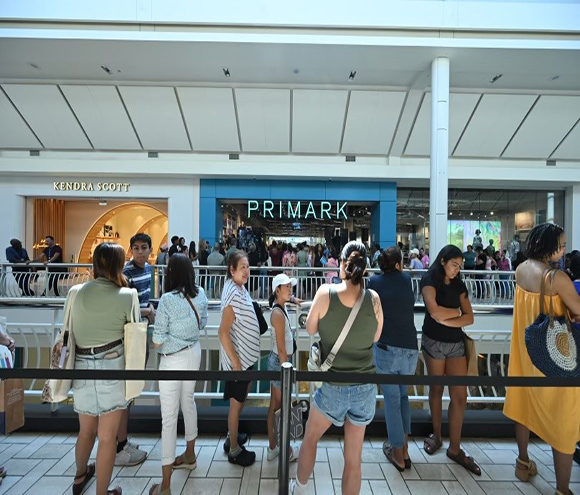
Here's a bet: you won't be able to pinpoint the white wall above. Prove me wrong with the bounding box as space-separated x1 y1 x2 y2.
565 185 580 251
1 0 579 32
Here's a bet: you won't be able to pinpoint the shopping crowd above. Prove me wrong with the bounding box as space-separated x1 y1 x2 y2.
4 224 580 495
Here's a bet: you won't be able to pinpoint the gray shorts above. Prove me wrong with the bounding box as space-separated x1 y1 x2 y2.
421 334 465 360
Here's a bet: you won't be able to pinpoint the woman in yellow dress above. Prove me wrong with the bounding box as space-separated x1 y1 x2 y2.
504 223 580 495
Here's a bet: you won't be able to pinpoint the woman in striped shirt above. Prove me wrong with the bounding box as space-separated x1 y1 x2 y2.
218 251 261 467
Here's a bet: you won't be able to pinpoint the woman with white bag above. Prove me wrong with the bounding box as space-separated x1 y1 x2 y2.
71 243 137 495
291 242 382 495
150 254 208 495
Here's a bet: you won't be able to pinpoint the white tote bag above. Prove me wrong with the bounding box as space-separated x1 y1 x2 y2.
124 291 148 401
41 285 81 403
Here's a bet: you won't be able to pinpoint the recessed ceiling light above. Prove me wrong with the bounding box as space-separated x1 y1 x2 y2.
490 211 494 215
489 74 503 84
470 212 473 216
223 68 231 77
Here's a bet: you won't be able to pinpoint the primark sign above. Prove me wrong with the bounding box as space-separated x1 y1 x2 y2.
247 200 348 220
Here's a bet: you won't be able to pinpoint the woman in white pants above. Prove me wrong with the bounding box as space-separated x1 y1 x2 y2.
151 254 208 495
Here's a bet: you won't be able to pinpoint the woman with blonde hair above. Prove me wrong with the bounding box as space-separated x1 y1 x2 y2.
71 243 137 495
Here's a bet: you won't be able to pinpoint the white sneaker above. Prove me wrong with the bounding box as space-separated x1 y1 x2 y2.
114 443 147 466
267 445 299 462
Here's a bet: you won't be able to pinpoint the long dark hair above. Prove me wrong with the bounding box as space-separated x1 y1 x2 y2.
164 253 198 298
340 241 367 285
189 241 197 259
420 244 464 291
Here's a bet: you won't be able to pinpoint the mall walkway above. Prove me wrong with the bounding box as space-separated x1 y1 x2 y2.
0 432 576 495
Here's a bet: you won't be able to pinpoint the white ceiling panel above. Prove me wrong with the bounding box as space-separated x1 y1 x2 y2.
1 84 91 149
177 88 239 152
341 91 406 155
454 94 537 157
235 88 290 152
292 90 348 153
60 85 141 150
404 93 480 156
118 86 190 151
552 121 580 160
503 95 580 159
0 90 42 149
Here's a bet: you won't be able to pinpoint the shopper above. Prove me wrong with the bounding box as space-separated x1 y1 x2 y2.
5 238 34 296
168 236 180 258
117 234 153 466
150 254 208 495
408 248 423 270
71 243 136 495
218 251 260 466
291 241 382 495
32 235 65 296
420 245 480 475
504 224 580 495
368 246 418 471
266 274 302 462
325 247 339 284
463 245 476 270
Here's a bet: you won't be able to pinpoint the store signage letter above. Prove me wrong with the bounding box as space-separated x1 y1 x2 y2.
247 200 348 220
53 181 130 192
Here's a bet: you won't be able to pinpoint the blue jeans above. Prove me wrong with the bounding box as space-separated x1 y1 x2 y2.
373 343 419 448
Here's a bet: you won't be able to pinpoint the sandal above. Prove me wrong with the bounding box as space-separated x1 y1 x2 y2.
382 441 405 472
0 466 7 479
555 491 575 495
173 451 197 470
404 458 412 469
149 484 171 495
516 457 538 482
72 463 95 495
423 433 443 455
446 448 481 476
107 489 122 495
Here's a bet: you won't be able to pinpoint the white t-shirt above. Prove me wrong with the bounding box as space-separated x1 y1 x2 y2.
270 305 293 356
219 279 260 370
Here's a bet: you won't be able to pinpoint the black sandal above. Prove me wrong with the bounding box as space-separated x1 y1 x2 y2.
424 433 443 455
446 448 481 476
72 463 95 495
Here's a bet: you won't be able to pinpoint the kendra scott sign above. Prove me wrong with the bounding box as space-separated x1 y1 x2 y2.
247 200 348 220
53 181 131 192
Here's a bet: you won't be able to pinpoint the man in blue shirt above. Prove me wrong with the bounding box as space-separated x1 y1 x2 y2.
115 233 154 467
5 239 34 296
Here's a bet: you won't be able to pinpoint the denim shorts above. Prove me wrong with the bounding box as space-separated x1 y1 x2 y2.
267 351 293 389
313 382 377 427
72 343 129 416
421 334 465 360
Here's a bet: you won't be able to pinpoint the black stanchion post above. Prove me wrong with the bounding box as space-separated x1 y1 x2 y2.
279 362 294 495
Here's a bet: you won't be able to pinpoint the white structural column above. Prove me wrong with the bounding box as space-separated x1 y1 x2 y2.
565 185 580 250
429 57 450 257
546 192 555 224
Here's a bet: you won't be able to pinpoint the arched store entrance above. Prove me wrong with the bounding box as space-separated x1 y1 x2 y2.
78 202 168 263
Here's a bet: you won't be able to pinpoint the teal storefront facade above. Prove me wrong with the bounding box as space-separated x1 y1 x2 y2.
200 179 397 249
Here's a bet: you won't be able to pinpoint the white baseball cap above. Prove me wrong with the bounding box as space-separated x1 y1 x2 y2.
410 248 420 256
272 273 297 292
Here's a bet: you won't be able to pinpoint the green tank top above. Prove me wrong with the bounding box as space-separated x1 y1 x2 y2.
318 287 376 385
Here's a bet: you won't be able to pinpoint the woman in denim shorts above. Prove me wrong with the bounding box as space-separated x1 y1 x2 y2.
71 243 138 495
291 242 383 495
266 274 303 462
420 245 480 476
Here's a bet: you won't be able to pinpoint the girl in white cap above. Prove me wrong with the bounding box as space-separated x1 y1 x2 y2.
266 274 303 461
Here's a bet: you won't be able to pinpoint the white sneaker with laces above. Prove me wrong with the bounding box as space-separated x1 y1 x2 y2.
114 443 147 466
267 445 299 462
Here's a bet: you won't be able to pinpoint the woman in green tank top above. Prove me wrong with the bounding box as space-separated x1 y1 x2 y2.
290 242 382 495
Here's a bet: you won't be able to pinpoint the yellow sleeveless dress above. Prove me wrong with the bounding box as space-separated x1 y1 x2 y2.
504 285 580 454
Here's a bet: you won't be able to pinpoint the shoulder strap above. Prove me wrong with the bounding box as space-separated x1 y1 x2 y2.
185 293 201 329
320 289 366 372
62 285 80 339
539 268 554 315
130 290 141 323
273 303 291 326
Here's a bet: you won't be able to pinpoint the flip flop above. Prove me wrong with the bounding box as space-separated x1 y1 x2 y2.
72 463 95 495
173 452 197 470
446 448 481 476
404 458 412 469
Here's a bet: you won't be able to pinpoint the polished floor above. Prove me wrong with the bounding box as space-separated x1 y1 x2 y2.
0 432 577 494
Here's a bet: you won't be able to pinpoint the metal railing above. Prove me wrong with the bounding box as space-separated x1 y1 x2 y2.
0 263 516 307
6 306 513 406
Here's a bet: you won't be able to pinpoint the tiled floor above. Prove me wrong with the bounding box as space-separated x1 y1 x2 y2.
0 432 577 495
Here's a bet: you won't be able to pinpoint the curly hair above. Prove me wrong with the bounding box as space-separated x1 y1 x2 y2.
524 223 564 261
